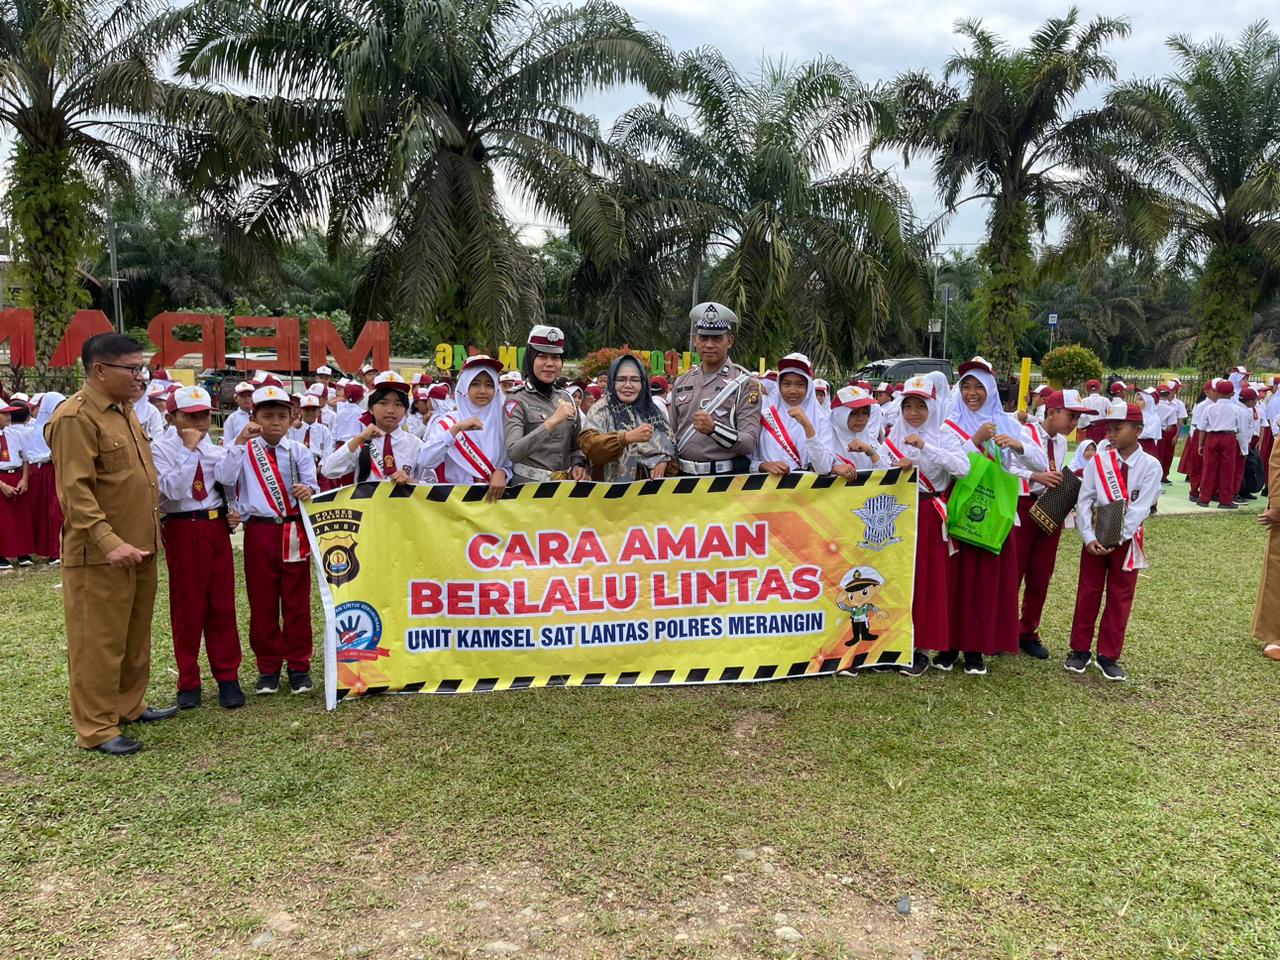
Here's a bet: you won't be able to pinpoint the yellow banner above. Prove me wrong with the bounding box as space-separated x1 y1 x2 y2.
304 472 918 707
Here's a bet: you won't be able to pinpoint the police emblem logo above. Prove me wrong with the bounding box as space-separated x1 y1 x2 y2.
853 494 910 552
311 507 364 586
703 304 719 322
546 328 561 342
967 504 987 523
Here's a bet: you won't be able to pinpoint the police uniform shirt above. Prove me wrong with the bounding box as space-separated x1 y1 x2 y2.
216 437 319 518
669 362 763 462
504 385 586 478
45 384 160 565
151 434 229 513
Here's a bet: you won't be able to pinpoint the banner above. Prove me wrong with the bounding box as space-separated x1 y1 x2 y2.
304 471 918 708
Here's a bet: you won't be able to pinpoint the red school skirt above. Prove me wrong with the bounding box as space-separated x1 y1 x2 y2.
29 462 63 559
947 508 1021 656
912 495 953 652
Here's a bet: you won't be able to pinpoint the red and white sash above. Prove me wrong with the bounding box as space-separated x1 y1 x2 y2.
247 439 309 562
438 416 496 482
884 436 955 555
365 438 387 480
760 406 804 467
1093 448 1146 571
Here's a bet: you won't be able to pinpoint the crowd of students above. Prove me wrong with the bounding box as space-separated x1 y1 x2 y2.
2 320 1269 708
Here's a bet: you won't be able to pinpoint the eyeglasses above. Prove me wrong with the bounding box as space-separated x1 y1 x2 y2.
614 377 644 385
98 362 147 376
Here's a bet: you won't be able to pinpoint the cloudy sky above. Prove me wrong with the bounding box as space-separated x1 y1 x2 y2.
507 0 1272 248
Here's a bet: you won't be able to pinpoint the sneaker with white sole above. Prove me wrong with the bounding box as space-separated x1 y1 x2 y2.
931 650 959 672
963 652 987 676
1094 655 1127 682
1063 650 1091 674
15 556 33 567
899 651 930 678
288 669 313 694
254 672 280 695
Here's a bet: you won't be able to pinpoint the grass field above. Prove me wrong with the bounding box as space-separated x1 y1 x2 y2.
2 509 1278 960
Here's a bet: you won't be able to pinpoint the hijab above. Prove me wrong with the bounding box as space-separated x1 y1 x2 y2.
521 348 555 399
759 359 826 467
584 355 675 479
435 364 508 478
26 391 67 460
887 381 945 461
830 388 880 464
949 368 1021 439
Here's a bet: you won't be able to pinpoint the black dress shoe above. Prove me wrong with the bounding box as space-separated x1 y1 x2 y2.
130 705 179 723
91 735 142 756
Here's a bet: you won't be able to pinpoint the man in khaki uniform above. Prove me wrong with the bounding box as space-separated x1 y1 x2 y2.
669 302 763 475
47 334 175 756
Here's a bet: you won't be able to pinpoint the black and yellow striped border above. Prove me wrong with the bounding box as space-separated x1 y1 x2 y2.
314 469 917 702
311 466 915 506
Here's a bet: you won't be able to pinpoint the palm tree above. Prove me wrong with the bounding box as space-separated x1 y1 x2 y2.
874 8 1131 372
176 0 674 349
610 50 931 371
1100 24 1280 384
0 0 211 386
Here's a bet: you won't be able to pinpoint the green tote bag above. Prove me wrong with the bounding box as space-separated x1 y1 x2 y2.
945 442 1020 553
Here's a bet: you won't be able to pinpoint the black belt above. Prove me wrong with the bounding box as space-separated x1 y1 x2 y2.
920 491 939 501
163 508 226 522
246 514 301 525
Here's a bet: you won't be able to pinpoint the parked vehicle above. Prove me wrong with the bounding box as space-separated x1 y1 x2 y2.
853 357 954 384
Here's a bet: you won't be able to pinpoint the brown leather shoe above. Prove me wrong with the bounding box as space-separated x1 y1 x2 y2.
1263 644 1280 661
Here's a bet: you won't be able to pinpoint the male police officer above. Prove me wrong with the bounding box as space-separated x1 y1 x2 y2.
669 303 762 475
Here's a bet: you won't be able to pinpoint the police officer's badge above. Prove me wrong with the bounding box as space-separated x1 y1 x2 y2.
311 507 364 586
853 494 910 551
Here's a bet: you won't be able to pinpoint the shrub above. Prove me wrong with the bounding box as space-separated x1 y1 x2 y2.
576 346 640 382
1040 344 1104 388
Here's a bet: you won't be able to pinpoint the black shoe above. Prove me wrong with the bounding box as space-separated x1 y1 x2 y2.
1218 503 1239 510
255 672 280 695
1243 493 1259 501
91 735 142 756
1019 637 1050 660
899 651 930 678
1094 655 1127 682
176 688 201 710
131 705 178 723
288 669 313 694
932 650 959 672
963 652 987 676
15 556 33 567
1161 478 1172 484
0 560 12 572
836 668 860 678
218 680 246 709
1233 497 1248 504
1063 650 1091 674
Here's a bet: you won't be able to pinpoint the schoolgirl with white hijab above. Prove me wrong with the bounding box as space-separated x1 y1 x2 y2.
418 355 512 502
829 385 887 473
881 374 971 675
752 354 836 474
26 392 68 563
941 357 1049 675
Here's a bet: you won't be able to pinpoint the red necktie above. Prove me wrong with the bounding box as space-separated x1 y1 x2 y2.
0 431 8 463
382 434 396 472
304 426 311 449
192 461 207 500
1048 438 1056 470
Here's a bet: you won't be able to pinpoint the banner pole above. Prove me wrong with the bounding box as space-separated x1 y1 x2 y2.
1017 357 1032 414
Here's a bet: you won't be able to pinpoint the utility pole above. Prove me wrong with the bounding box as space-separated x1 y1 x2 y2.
105 181 123 333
